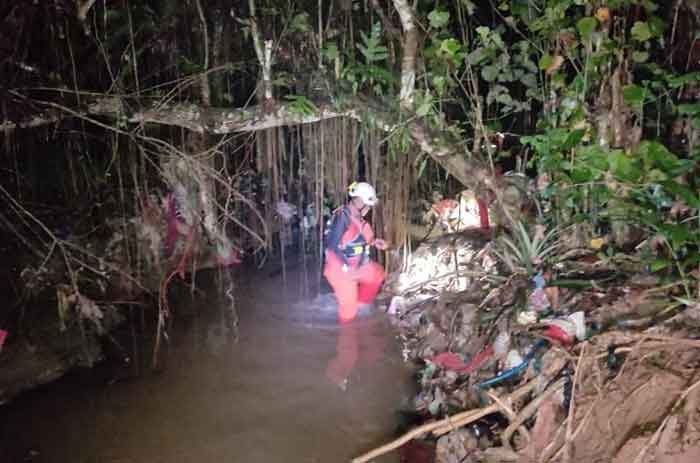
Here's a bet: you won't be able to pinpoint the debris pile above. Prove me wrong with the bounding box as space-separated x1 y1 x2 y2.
359 226 700 463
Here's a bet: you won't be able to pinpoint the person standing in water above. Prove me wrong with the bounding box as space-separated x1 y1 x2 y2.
324 181 388 322
324 182 388 389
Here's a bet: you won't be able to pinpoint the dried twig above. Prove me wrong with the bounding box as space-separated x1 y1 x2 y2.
433 379 539 436
500 378 566 451
563 343 586 463
486 390 531 451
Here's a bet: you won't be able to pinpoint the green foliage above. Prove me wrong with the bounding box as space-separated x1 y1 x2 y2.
342 22 395 96
321 42 339 61
284 95 319 117
288 12 311 33
630 21 651 42
576 17 598 41
494 222 560 275
358 23 389 63
428 10 450 29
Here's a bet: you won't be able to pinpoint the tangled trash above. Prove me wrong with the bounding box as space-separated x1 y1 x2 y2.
357 226 700 463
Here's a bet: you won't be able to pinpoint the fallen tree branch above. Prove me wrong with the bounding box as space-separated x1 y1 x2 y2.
351 404 501 463
486 389 531 451
498 378 567 451
3 90 489 190
352 379 538 463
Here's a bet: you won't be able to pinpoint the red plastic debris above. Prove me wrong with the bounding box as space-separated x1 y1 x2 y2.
431 352 467 370
165 193 183 257
431 345 495 375
0 329 8 352
477 198 490 230
541 324 574 347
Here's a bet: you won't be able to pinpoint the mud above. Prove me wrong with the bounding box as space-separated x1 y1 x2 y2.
0 267 416 462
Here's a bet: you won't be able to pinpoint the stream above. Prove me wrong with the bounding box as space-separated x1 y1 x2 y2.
0 266 416 463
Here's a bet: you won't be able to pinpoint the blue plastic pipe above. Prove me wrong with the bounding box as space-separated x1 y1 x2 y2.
475 339 548 389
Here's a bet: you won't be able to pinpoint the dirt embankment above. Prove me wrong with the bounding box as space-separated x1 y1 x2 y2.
352 231 700 463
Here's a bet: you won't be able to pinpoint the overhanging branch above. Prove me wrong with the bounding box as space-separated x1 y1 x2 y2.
2 92 488 191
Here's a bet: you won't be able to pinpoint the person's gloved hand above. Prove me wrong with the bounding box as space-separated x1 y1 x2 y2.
373 239 388 250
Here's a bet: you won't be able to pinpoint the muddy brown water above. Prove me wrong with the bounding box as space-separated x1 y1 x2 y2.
0 268 416 463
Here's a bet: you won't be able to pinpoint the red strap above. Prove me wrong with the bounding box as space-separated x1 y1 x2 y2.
477 198 490 230
340 209 374 247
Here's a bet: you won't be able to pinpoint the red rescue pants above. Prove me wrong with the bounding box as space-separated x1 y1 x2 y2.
323 252 385 323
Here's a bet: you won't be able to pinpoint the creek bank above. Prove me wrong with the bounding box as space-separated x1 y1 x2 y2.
358 230 700 463
0 287 141 405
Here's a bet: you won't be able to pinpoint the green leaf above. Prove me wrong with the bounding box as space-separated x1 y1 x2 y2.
659 223 692 249
322 42 339 61
358 23 389 64
635 141 681 172
539 54 553 71
576 17 598 40
667 72 700 88
631 21 652 41
677 103 700 116
428 9 450 29
609 150 642 182
467 47 488 65
461 0 476 16
650 258 671 272
440 38 462 59
623 84 645 107
476 26 490 39
289 12 310 32
416 100 432 117
284 95 318 116
571 166 594 183
665 183 700 208
648 15 666 36
632 51 649 63
520 73 538 88
562 129 585 150
482 65 499 82
642 0 659 13
646 168 668 182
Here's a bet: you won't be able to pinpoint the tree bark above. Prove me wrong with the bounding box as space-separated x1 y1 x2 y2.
392 0 418 107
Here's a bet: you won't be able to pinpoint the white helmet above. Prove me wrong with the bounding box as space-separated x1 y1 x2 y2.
348 181 378 206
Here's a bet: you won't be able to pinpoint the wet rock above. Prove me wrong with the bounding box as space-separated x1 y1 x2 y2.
436 429 479 463
0 302 124 404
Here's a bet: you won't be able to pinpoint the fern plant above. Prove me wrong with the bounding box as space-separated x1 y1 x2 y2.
343 22 395 96
284 94 319 117
358 23 389 63
493 222 560 275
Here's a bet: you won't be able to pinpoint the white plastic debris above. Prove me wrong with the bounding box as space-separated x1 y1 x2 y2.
388 295 406 315
493 331 511 357
517 309 538 325
505 349 524 369
570 311 587 340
